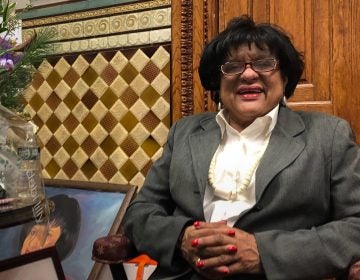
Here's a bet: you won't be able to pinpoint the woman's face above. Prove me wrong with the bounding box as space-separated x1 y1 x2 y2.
20 223 61 254
220 43 287 131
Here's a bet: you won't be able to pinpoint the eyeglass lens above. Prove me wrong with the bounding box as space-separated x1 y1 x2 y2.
221 59 277 75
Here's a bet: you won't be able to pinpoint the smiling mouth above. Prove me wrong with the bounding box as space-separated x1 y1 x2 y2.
238 89 263 94
237 89 263 98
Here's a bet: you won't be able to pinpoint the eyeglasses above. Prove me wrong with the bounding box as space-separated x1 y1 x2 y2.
220 58 278 76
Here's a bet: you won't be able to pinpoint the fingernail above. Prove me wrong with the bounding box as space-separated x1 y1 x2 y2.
227 245 237 253
191 239 199 247
220 267 229 274
196 259 205 268
194 221 201 228
227 229 235 236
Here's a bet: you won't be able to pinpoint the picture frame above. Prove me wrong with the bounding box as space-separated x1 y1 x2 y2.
0 246 65 280
0 179 137 280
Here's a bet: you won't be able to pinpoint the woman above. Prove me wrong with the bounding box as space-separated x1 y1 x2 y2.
123 15 360 279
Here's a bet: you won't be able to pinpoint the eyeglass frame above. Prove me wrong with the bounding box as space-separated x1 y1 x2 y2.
220 58 279 76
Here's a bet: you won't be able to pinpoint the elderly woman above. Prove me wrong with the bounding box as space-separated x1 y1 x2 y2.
123 15 360 279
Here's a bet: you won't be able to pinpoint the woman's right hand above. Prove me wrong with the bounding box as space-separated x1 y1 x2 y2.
179 221 262 279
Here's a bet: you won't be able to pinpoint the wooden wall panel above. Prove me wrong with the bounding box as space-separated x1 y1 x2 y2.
219 0 333 114
332 0 360 141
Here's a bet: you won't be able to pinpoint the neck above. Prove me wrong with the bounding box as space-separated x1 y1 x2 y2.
227 113 254 133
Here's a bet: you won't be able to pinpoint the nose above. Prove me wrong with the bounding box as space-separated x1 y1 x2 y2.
240 64 258 79
28 238 41 252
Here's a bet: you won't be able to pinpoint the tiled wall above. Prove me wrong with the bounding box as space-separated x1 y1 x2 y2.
22 0 171 188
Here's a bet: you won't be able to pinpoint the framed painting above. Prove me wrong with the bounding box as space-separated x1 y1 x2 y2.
0 246 65 280
0 179 137 280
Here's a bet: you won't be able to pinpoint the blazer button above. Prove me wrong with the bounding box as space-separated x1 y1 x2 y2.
254 204 263 211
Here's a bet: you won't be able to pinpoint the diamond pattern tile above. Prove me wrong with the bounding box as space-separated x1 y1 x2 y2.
25 45 171 186
54 82 71 101
54 58 71 78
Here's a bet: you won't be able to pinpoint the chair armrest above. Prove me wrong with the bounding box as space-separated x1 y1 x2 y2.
92 234 137 280
92 233 136 264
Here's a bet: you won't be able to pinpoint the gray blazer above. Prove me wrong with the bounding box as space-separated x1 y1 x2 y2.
123 106 360 280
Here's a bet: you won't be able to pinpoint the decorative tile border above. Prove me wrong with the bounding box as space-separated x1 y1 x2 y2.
22 0 171 27
22 0 171 54
50 28 171 54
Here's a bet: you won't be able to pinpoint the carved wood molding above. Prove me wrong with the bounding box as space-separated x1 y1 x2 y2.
180 0 194 117
203 0 210 111
201 0 218 113
171 0 218 121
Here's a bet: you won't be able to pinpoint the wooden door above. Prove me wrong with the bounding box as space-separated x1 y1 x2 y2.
171 0 360 144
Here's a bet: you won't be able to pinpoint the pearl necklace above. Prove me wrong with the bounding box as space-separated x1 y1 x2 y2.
208 148 262 201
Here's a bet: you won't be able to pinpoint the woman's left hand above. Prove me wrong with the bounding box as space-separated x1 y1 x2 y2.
180 221 262 278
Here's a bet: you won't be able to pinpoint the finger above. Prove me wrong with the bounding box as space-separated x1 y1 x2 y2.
194 220 227 229
193 259 231 279
196 254 236 270
190 227 238 242
187 229 227 247
184 222 229 239
187 227 239 250
196 231 235 248
198 244 238 259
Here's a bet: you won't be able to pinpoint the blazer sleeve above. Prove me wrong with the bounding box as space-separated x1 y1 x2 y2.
123 120 194 271
255 118 360 279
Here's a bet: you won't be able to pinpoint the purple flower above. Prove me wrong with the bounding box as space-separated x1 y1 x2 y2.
0 37 14 50
0 58 14 70
0 36 21 70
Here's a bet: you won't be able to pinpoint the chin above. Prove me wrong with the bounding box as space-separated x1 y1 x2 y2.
236 104 265 114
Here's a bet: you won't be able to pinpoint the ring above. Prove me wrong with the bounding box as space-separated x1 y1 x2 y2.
195 258 204 268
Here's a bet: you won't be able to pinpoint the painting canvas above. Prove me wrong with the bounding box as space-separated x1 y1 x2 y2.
0 182 128 280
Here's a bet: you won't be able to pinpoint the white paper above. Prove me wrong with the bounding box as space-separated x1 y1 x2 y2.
123 263 157 280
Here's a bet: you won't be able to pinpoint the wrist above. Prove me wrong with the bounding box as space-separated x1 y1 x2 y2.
176 221 193 249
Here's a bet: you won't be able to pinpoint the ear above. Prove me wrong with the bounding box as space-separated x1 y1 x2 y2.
281 77 289 106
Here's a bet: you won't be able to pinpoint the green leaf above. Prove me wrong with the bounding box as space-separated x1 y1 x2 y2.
2 1 10 23
0 27 55 111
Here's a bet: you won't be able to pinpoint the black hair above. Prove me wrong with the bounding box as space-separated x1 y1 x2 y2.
19 194 81 260
199 15 304 102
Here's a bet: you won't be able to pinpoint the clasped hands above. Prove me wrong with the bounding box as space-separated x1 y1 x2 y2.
179 220 262 279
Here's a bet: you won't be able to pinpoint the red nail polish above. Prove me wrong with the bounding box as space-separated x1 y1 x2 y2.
196 259 205 268
191 239 199 247
227 229 236 236
194 221 201 228
227 245 237 253
221 267 229 274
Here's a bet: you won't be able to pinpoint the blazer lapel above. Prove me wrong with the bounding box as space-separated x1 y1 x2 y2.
187 107 306 207
189 116 221 201
255 107 306 201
